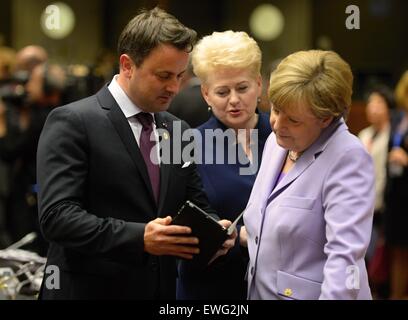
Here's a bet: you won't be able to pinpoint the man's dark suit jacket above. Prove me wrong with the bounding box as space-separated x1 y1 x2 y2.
36 86 213 299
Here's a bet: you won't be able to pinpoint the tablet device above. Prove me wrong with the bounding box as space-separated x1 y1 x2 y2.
171 201 228 265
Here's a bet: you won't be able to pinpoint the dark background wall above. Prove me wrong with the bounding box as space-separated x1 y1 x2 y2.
0 0 12 46
101 0 225 51
2 0 407 78
312 0 408 97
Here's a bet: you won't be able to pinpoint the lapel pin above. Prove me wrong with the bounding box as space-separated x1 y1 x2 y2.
163 132 169 140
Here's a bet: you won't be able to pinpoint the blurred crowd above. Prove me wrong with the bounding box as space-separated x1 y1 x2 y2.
0 45 117 256
357 73 408 300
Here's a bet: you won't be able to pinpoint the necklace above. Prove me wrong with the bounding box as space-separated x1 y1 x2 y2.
288 150 302 162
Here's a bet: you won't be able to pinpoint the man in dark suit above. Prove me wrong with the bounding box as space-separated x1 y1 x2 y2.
36 7 235 300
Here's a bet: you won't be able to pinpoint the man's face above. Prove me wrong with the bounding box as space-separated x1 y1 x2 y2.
120 44 189 113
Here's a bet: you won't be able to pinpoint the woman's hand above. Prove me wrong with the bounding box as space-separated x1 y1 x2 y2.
239 226 248 247
208 219 237 265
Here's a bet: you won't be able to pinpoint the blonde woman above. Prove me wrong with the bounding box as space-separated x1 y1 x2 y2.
243 50 375 299
176 31 271 300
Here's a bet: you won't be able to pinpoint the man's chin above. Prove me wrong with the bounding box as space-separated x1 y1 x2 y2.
146 103 170 114
155 99 172 112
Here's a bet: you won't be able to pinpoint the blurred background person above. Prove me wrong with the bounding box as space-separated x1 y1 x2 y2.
93 49 118 84
14 45 48 75
0 62 66 255
383 70 408 299
243 50 374 299
0 46 16 248
168 60 210 128
0 46 16 82
358 85 395 298
1 45 49 148
0 98 12 248
176 31 272 300
359 86 394 246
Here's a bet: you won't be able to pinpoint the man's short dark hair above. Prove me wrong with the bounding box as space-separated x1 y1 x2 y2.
118 7 198 66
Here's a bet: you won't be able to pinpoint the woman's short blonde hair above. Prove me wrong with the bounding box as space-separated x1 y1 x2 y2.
268 50 353 119
395 70 408 111
192 30 261 83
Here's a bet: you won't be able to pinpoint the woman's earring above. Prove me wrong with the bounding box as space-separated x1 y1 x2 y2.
257 97 261 104
208 106 212 112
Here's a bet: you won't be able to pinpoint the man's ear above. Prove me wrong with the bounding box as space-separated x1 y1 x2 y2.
119 54 134 78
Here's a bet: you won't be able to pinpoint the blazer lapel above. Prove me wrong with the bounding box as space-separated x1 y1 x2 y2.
254 142 287 210
269 151 316 199
97 87 157 206
268 118 346 202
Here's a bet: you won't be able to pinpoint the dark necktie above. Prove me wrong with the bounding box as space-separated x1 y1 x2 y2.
135 112 160 203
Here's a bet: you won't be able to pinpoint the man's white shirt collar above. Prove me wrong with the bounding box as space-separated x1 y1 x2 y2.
107 75 155 123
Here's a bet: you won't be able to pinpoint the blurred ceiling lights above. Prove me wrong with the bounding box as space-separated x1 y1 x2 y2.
40 2 75 39
249 4 285 41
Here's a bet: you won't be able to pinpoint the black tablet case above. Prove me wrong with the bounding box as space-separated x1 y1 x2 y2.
171 201 228 265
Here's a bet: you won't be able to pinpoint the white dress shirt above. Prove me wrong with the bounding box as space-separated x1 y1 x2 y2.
108 75 160 165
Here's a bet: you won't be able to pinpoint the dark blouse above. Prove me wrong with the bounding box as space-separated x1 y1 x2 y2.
176 112 271 300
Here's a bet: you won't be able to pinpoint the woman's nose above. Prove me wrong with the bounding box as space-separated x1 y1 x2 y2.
229 91 239 105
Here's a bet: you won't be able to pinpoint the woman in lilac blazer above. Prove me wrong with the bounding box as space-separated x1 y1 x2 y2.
242 50 375 300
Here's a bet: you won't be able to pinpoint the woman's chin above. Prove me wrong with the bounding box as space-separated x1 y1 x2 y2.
275 138 291 150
